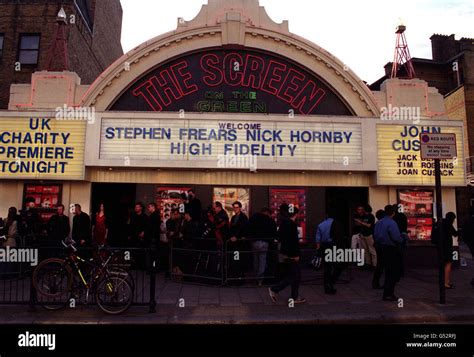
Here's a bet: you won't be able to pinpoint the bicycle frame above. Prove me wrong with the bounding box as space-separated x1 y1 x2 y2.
64 250 114 302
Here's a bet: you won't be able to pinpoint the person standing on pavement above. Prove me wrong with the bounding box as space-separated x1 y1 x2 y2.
72 204 91 247
351 205 365 251
47 204 70 247
247 207 278 285
268 207 306 304
1 208 20 276
357 205 376 270
316 209 344 295
374 205 403 301
128 202 148 269
129 202 148 246
213 202 229 248
228 201 249 279
442 212 458 289
167 208 185 276
186 189 202 222
3 207 19 248
91 203 109 248
392 204 408 277
19 197 39 246
145 202 161 271
372 209 386 289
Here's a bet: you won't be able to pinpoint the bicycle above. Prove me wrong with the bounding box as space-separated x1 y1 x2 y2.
32 240 134 315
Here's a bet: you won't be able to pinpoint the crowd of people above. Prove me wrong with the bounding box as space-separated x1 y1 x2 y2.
1 192 474 304
310 203 468 302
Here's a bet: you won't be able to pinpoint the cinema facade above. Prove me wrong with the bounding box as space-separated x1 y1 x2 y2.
0 0 468 253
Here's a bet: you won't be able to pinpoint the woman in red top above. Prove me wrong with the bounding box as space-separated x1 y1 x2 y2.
92 203 108 247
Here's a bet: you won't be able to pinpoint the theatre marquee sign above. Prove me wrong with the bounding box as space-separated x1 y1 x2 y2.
0 115 86 180
110 49 353 116
88 114 374 171
377 124 465 186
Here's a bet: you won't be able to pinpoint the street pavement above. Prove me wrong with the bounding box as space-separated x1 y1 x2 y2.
1 247 473 324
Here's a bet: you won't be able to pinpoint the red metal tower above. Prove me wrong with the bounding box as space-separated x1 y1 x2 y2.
45 7 69 71
391 24 416 79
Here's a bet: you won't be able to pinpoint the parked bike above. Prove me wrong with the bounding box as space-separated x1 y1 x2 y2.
32 240 133 315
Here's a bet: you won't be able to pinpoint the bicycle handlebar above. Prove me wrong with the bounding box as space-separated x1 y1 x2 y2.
62 239 77 252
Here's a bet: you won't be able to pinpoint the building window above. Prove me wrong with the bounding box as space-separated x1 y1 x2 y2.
0 34 4 59
18 33 40 65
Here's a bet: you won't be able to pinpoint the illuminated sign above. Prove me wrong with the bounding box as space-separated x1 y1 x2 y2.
99 118 362 169
0 117 86 180
110 49 353 116
377 124 465 186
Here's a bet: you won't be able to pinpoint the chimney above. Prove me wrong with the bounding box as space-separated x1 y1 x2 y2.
430 34 457 62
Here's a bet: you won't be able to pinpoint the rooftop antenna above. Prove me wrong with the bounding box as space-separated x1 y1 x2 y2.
45 6 69 71
390 20 416 79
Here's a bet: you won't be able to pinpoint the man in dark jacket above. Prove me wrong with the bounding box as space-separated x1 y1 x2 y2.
186 189 202 222
48 204 70 246
392 204 408 277
213 202 229 246
229 201 249 241
227 201 249 280
374 205 404 301
145 203 160 248
129 202 148 246
19 197 40 246
128 202 148 269
269 207 306 304
146 202 161 271
72 204 91 247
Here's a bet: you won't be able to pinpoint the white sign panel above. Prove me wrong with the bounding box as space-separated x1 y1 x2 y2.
99 118 363 168
420 133 457 160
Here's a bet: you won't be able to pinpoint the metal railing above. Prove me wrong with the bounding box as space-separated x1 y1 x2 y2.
0 246 157 312
169 237 353 286
1 237 354 310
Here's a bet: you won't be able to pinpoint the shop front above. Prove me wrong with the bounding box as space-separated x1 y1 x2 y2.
0 0 467 259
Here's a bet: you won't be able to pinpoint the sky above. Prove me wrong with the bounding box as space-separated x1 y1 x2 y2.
120 0 473 84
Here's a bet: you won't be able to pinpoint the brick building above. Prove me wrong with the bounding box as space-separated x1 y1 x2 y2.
0 0 123 109
370 34 474 225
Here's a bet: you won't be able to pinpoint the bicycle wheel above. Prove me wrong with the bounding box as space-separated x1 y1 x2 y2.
37 295 70 311
96 276 133 315
32 258 72 299
109 267 135 291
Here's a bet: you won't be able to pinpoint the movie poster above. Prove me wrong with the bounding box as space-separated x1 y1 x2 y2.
398 189 434 241
156 187 191 222
23 184 62 224
269 188 307 242
213 187 250 218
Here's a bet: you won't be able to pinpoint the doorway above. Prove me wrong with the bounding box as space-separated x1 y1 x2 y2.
90 183 136 246
325 187 369 238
